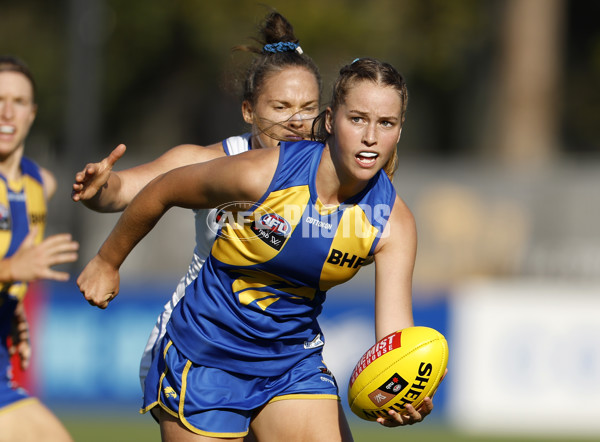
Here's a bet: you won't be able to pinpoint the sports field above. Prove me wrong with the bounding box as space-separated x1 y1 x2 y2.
60 413 597 442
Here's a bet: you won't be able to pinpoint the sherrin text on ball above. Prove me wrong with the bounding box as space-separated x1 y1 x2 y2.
347 326 448 421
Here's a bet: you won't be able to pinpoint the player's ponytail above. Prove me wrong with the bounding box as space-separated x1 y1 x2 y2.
233 11 321 107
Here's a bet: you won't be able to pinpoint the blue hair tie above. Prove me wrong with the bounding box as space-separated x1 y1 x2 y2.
263 42 302 54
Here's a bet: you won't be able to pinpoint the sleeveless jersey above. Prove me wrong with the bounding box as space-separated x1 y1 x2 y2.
0 157 47 374
167 140 397 377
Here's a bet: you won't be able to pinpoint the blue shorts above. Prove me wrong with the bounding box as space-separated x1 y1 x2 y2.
141 334 340 437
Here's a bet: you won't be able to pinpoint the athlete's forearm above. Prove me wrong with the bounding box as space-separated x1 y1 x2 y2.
96 175 170 268
373 198 417 340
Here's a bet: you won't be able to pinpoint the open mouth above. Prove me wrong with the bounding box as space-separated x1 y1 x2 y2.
356 151 378 165
0 125 16 135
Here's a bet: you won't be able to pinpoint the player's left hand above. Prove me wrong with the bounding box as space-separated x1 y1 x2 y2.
376 367 448 427
376 397 433 427
71 144 126 202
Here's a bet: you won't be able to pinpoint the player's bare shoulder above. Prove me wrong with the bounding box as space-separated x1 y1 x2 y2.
374 195 416 254
161 143 225 167
219 147 281 200
201 142 229 156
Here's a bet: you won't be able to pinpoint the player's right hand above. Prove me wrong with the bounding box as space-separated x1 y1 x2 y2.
71 144 126 202
7 228 79 282
77 254 120 309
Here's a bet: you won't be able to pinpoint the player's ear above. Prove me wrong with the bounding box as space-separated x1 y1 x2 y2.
325 107 333 134
241 100 254 124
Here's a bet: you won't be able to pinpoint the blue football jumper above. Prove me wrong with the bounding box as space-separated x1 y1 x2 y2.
167 140 396 376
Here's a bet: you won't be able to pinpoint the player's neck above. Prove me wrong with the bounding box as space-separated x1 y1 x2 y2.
316 146 368 205
0 145 24 181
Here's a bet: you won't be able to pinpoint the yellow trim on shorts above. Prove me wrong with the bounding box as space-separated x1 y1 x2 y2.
143 342 247 438
174 358 248 438
139 401 159 415
141 340 178 417
268 393 340 403
156 340 179 419
156 339 173 405
186 427 249 438
158 402 180 419
0 397 38 415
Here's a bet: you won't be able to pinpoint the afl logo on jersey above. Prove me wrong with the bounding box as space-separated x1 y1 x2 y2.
256 213 291 237
251 213 291 251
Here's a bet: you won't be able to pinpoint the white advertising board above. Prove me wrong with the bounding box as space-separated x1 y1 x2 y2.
449 279 600 436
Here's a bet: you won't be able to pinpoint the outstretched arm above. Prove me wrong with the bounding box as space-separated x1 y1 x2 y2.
77 147 279 308
373 195 417 340
372 195 429 427
372 196 448 427
71 143 225 212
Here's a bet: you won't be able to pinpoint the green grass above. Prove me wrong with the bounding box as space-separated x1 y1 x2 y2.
350 423 597 442
59 413 598 442
61 414 160 442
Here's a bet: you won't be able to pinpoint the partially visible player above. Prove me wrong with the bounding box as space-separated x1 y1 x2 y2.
0 55 78 442
70 11 322 392
78 57 435 441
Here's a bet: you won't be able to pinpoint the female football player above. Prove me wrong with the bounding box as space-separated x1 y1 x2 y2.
78 57 435 441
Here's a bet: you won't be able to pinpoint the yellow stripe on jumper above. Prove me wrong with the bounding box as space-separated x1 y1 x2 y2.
232 268 316 311
23 174 47 241
0 179 10 259
212 186 310 266
319 205 378 291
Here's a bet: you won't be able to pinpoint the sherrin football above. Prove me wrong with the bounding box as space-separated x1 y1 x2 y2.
347 326 448 421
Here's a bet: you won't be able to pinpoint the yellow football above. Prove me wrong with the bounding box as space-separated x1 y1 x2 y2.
347 326 448 421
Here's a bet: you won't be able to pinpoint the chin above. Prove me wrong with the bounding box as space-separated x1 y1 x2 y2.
353 168 379 183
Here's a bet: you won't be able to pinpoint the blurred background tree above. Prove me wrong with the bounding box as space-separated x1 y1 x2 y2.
4 0 597 163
